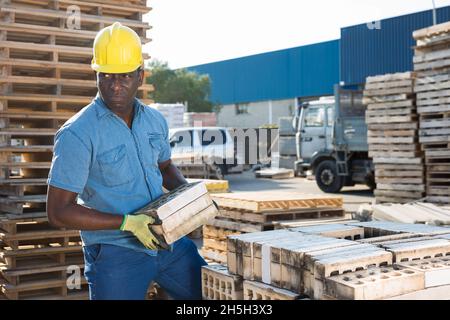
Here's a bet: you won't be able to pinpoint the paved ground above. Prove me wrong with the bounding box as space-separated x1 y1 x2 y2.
225 171 374 212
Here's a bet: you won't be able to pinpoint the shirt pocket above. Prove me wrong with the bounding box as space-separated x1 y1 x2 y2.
148 133 163 163
97 144 133 187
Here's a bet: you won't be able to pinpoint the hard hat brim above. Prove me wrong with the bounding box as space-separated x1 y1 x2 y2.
91 63 143 74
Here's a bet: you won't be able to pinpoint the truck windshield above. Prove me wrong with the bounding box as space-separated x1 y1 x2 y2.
304 106 326 127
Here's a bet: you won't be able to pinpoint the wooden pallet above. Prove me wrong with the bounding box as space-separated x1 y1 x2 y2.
212 192 343 213
1 245 83 269
2 277 88 300
202 225 241 264
201 248 227 265
0 216 80 249
413 22 450 204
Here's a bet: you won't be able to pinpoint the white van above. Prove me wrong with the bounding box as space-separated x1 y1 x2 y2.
169 127 240 175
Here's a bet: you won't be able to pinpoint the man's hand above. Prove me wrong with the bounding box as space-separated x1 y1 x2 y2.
120 215 162 250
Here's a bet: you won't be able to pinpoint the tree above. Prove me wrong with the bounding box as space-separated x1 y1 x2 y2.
146 60 215 113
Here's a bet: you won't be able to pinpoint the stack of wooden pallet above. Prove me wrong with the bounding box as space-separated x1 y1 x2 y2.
202 221 450 300
363 72 425 203
0 0 152 299
413 22 450 204
201 192 344 264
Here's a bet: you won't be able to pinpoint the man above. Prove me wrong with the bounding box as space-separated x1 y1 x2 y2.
46 22 207 300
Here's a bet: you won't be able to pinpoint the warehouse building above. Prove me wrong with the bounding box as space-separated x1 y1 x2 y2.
187 6 450 128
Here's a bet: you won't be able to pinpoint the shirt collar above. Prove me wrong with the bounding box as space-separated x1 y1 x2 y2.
94 94 145 120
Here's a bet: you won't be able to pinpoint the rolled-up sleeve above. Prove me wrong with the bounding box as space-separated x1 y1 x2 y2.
158 116 172 163
47 128 91 194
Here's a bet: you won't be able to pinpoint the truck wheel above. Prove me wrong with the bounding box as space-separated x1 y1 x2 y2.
315 160 344 193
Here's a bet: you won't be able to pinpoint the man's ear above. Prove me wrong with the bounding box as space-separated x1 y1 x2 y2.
138 68 144 87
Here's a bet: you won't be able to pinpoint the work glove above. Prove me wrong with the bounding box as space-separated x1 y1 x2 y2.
120 214 163 250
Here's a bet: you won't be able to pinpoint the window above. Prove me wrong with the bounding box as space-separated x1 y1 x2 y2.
340 92 365 117
304 108 325 127
201 129 227 146
235 103 249 115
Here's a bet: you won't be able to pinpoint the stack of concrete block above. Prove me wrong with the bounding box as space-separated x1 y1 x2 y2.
201 192 344 264
277 117 297 170
183 112 217 127
413 22 450 204
208 221 450 300
137 182 218 245
149 103 186 129
363 72 425 203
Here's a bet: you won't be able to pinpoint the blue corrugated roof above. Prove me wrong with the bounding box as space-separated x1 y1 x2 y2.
341 7 450 85
187 40 340 105
185 6 450 104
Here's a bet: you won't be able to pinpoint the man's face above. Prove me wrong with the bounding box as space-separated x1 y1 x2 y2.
96 68 144 112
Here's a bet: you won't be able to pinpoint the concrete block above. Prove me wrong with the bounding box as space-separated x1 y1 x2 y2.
202 265 243 300
243 280 301 300
137 182 219 245
381 238 450 263
398 256 450 288
324 266 425 300
291 224 364 240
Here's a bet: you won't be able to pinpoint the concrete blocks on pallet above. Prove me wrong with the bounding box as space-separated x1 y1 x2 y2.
324 266 425 300
137 182 218 245
201 265 243 300
303 244 393 299
347 221 450 237
291 224 364 240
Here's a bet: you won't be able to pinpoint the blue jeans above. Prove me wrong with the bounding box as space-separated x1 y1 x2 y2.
82 237 207 300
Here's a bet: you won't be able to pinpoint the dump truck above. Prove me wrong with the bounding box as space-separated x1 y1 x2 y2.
293 85 375 193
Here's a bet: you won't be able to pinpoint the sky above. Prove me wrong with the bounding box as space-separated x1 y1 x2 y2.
144 0 450 69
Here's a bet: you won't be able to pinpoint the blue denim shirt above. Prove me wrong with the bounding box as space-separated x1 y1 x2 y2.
48 94 172 256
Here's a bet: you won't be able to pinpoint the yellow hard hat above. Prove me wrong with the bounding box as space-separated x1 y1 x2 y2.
91 22 143 74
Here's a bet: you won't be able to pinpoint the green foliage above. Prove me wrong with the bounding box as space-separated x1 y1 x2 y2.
146 60 215 113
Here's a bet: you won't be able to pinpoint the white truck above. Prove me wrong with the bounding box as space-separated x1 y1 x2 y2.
294 86 375 193
169 127 241 176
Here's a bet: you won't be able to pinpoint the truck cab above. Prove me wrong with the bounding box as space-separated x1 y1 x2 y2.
294 85 375 193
